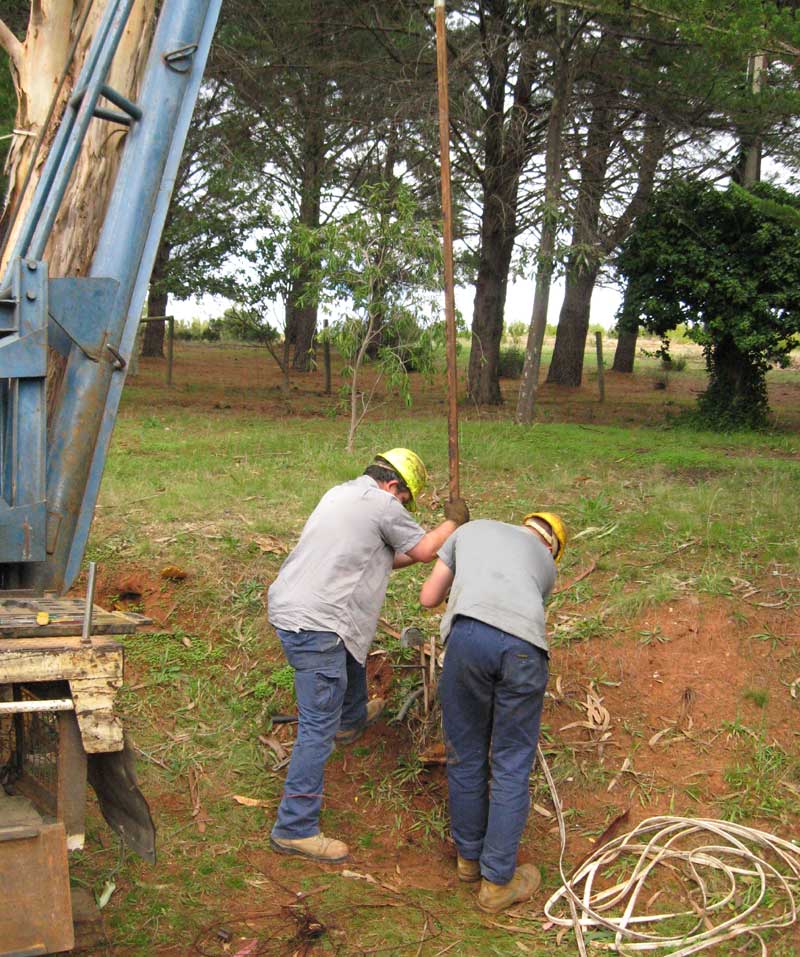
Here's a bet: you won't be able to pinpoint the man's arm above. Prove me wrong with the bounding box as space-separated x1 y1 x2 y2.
404 518 458 564
392 498 469 568
392 552 416 569
420 558 455 607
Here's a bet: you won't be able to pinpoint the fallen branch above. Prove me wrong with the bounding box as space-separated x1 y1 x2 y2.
554 560 597 595
378 617 402 639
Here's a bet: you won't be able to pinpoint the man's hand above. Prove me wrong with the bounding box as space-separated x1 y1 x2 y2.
444 497 470 526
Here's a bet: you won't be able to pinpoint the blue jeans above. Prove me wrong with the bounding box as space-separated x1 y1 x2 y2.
439 616 549 885
271 629 367 838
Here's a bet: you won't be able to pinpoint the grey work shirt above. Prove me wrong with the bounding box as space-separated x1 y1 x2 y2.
268 475 425 664
437 519 556 653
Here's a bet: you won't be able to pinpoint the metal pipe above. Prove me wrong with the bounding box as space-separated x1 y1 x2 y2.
434 0 460 501
0 699 74 714
81 559 96 644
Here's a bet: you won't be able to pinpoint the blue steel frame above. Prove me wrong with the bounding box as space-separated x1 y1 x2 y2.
0 0 222 593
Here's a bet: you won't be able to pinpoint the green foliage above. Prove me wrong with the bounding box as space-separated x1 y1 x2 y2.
661 355 687 372
160 84 272 304
215 305 280 345
296 182 444 447
0 50 16 200
505 321 528 341
618 178 800 429
173 319 215 341
498 345 525 379
267 664 295 693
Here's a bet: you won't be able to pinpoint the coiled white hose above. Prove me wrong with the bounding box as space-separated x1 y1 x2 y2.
537 747 800 957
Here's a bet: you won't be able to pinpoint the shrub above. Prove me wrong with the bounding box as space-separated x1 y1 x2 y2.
498 345 525 378
505 321 528 341
661 355 687 372
175 319 216 341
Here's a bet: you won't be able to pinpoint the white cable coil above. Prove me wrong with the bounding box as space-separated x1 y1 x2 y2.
538 747 800 956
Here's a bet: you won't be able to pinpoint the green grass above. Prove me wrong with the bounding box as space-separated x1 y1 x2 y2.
720 739 800 824
67 350 800 955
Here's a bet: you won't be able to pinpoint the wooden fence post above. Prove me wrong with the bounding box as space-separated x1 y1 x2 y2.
323 319 331 395
595 331 605 403
166 316 174 387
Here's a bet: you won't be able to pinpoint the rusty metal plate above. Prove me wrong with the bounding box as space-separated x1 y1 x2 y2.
0 810 74 956
0 597 150 637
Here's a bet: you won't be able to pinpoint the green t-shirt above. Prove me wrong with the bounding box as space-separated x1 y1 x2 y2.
268 476 425 663
437 519 556 652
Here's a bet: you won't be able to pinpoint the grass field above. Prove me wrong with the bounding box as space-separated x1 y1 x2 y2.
70 336 800 956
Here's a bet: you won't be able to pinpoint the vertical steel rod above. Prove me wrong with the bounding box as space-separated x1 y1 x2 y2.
81 560 97 645
434 0 460 501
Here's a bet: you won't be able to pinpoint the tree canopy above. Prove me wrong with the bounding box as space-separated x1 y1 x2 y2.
617 178 800 428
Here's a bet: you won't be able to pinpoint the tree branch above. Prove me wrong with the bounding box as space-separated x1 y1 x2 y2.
0 18 23 73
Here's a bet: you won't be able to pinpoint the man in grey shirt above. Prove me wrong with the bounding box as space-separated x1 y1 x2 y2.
420 511 566 913
268 448 469 863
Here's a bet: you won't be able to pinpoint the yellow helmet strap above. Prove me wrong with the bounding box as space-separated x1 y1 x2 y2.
524 518 559 557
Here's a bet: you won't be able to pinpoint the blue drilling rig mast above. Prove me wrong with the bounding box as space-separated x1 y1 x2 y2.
0 2 222 952
2 0 221 592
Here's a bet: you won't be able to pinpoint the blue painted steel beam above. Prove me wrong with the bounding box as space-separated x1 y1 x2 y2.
0 259 47 563
23 0 222 593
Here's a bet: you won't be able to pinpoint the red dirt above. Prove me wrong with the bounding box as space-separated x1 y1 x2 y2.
128 340 800 429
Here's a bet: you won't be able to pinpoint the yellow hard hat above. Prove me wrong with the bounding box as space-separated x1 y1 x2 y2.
523 511 567 564
375 448 427 510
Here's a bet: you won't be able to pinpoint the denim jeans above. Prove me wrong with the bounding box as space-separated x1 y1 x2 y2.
271 629 367 838
439 616 549 885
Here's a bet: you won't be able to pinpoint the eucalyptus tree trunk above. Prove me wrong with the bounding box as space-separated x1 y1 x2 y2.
142 233 171 358
612 324 638 372
515 13 577 423
287 44 326 372
0 0 155 411
735 52 765 187
466 2 538 406
0 2 155 275
468 222 514 405
548 103 665 387
365 131 398 359
546 84 616 387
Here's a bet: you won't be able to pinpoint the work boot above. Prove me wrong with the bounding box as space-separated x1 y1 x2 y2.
335 697 385 745
270 832 349 863
457 854 481 883
477 864 541 914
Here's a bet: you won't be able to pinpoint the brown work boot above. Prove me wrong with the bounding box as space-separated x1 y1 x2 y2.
477 864 541 914
335 698 385 745
457 854 481 883
270 832 349 863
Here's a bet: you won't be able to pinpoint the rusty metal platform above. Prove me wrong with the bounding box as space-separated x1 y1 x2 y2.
0 596 150 637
